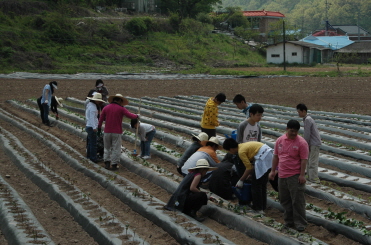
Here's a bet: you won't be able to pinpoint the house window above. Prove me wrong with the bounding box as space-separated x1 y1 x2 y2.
271 54 280 58
292 52 297 56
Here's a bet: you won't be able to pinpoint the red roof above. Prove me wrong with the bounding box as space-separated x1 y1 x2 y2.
312 30 342 36
242 10 285 18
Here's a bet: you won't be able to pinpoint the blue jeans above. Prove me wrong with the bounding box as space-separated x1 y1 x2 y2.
86 127 97 162
140 129 156 157
42 103 50 125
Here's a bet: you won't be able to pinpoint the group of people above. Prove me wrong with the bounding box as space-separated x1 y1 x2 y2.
85 80 156 169
166 93 321 232
38 80 156 170
38 83 322 232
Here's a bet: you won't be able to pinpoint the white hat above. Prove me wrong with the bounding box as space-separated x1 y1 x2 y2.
108 94 129 106
188 159 218 172
192 132 208 142
87 93 105 103
55 97 64 107
206 136 222 150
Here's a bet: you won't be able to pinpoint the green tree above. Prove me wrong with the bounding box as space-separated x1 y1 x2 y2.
160 0 221 18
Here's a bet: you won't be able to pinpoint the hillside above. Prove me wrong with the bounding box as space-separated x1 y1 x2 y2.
0 0 266 74
220 0 371 35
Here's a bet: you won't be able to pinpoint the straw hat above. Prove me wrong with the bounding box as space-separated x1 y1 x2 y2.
206 136 223 150
87 93 105 103
108 94 129 106
55 97 64 107
192 132 209 142
188 159 218 172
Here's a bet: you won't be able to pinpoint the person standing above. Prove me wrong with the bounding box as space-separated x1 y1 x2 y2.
223 138 273 212
176 132 209 175
233 94 251 118
165 159 217 222
37 95 63 123
269 119 309 232
296 103 321 183
130 118 156 160
87 79 109 102
51 96 63 120
98 94 139 170
200 93 226 138
237 104 264 143
85 93 105 163
38 81 58 127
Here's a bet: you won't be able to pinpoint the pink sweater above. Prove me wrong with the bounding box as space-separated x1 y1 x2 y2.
98 103 138 134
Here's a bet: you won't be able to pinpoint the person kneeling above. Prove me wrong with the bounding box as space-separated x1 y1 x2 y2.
164 159 217 222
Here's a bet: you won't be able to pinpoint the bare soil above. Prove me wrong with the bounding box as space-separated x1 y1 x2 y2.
0 75 370 245
2 76 370 115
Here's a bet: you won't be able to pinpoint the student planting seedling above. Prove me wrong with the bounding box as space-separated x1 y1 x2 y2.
131 118 156 160
165 159 217 222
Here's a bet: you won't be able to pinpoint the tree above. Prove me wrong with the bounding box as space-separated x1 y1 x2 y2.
267 19 301 44
160 0 221 18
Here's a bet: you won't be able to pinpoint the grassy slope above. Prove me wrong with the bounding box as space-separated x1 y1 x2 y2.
0 1 370 77
0 1 268 75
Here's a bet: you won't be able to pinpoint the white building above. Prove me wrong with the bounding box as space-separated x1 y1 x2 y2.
266 41 332 64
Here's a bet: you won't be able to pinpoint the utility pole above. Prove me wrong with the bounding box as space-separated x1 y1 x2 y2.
325 0 330 36
283 20 286 71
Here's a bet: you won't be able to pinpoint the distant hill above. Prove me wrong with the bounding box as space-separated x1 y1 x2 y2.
220 0 371 35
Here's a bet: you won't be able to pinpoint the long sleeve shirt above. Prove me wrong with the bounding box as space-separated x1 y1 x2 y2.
177 142 203 168
86 102 99 129
197 145 220 164
41 84 52 106
98 103 138 134
50 96 59 114
238 141 264 170
303 115 321 146
137 123 155 141
200 98 219 129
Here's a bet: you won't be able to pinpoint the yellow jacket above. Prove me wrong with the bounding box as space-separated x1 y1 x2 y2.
238 141 264 170
200 97 219 129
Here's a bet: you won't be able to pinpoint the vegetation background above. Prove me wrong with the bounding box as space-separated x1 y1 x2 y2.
0 0 370 77
220 0 371 36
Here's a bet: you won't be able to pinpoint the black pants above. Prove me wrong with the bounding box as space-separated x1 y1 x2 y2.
37 97 45 124
251 170 269 211
201 127 216 138
183 192 208 215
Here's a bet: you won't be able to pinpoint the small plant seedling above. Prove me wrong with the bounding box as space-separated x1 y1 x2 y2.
125 224 130 235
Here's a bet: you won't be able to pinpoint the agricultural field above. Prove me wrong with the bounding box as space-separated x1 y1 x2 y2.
0 76 370 245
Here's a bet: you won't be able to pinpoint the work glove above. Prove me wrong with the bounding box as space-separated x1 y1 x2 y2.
206 192 211 200
236 180 244 188
44 100 48 104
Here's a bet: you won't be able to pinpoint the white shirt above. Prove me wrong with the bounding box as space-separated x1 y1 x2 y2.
86 102 99 129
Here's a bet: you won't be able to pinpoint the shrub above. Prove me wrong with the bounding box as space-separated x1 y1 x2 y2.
228 11 248 28
126 17 149 36
179 18 211 36
0 47 14 58
196 12 212 24
42 14 78 44
168 12 181 33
